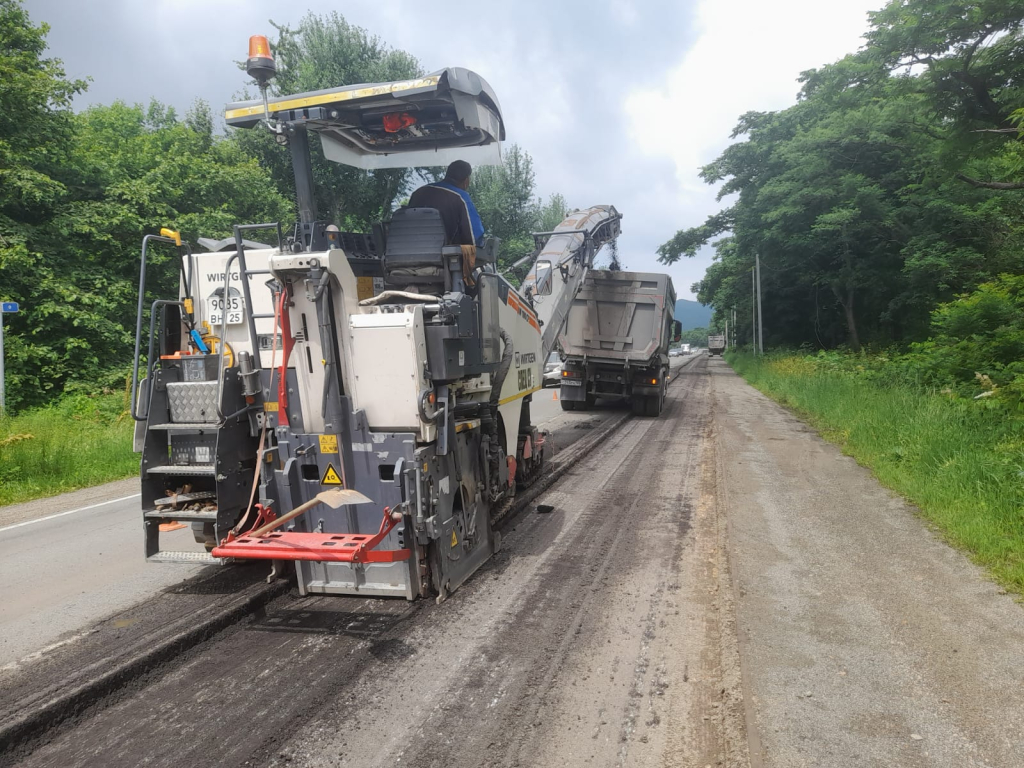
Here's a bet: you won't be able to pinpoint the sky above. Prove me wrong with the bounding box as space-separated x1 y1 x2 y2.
26 0 883 301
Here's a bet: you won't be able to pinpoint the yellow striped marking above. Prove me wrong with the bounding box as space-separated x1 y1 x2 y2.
498 385 542 406
224 76 442 120
454 419 481 433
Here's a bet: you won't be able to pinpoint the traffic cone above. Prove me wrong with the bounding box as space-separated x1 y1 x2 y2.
552 389 558 401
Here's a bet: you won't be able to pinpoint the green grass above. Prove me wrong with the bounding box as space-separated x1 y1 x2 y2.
727 350 1024 594
0 392 137 507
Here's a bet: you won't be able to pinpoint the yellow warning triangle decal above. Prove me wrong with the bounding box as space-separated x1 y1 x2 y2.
321 463 343 486
451 528 459 548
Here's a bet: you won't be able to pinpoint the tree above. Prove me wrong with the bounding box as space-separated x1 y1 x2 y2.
470 144 541 267
537 193 569 232
0 0 87 408
660 0 1024 352
1 90 293 409
863 0 1024 190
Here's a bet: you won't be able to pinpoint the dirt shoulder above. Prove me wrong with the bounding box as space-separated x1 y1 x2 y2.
713 357 1024 768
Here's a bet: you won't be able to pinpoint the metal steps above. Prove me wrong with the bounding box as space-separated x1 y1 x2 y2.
146 551 223 564
147 423 219 431
153 490 217 508
144 510 218 522
145 464 217 476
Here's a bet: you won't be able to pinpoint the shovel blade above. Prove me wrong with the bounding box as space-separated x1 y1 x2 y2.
316 488 373 509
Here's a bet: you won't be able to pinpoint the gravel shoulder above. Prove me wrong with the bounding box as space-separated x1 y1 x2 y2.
714 357 1024 768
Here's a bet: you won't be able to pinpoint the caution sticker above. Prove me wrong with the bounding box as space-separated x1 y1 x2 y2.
263 402 279 412
356 275 375 301
450 528 459 548
321 463 343 486
319 434 338 454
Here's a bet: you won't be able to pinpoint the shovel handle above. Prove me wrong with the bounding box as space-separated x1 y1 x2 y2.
249 496 323 539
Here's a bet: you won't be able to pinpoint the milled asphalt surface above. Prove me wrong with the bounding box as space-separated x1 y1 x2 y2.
6 354 1024 767
0 492 208 667
0 384 626 670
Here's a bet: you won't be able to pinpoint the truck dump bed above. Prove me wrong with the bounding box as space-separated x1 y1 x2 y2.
559 270 676 363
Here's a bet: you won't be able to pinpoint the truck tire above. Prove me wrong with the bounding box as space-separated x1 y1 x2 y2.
646 394 663 417
560 399 577 411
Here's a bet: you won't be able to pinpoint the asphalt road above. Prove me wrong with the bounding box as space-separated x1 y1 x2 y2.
0 490 206 668
0 372 652 670
12 353 1020 768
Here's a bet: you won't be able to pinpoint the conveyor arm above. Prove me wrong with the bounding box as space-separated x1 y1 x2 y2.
519 205 622 362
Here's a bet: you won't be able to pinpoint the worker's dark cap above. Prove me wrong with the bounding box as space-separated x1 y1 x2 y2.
444 160 472 182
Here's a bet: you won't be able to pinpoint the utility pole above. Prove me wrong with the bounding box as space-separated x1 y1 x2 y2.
751 268 757 354
755 254 764 356
0 309 5 417
0 301 18 416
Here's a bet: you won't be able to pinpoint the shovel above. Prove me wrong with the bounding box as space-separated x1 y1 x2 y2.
248 488 372 539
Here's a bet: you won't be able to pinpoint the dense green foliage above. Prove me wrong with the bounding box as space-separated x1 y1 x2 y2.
728 350 1024 592
676 327 710 347
0 1 293 409
663 0 1024 358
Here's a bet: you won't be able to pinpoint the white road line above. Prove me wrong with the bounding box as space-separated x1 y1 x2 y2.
0 629 97 672
0 493 141 534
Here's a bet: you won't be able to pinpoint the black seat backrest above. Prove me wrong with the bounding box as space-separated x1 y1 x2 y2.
382 207 449 293
384 208 446 268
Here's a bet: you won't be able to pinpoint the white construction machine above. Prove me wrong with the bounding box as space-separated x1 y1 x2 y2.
131 38 622 601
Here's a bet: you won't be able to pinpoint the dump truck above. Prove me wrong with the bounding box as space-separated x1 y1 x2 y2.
557 270 676 417
130 37 623 601
707 334 726 356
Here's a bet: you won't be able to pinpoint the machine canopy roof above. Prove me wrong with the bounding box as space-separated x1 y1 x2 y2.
225 67 504 170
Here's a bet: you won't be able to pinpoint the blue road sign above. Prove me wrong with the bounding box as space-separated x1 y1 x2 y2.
1 302 19 313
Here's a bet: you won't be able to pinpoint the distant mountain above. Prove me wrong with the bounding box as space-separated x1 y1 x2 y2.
674 299 712 330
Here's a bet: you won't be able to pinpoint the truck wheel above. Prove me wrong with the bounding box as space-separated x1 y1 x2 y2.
646 395 663 417
560 400 577 411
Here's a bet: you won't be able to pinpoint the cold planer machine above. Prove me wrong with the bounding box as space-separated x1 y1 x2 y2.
133 38 622 600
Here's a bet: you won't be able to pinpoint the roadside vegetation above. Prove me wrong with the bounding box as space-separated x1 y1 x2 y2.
0 390 136 506
728 345 1024 594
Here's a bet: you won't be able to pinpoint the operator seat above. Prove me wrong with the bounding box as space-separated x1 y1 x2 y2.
383 207 465 294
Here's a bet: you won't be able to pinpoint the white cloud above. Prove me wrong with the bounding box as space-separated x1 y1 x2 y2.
626 0 880 225
27 0 883 301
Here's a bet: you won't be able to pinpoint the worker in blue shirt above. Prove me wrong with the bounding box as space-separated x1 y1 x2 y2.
409 160 484 246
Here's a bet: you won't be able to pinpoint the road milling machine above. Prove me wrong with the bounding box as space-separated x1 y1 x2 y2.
131 39 622 601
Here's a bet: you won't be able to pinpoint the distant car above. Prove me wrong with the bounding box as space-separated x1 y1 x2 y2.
543 351 563 387
669 347 684 357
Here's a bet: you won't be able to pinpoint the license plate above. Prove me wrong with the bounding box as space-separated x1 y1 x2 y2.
561 380 582 387
207 294 243 325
